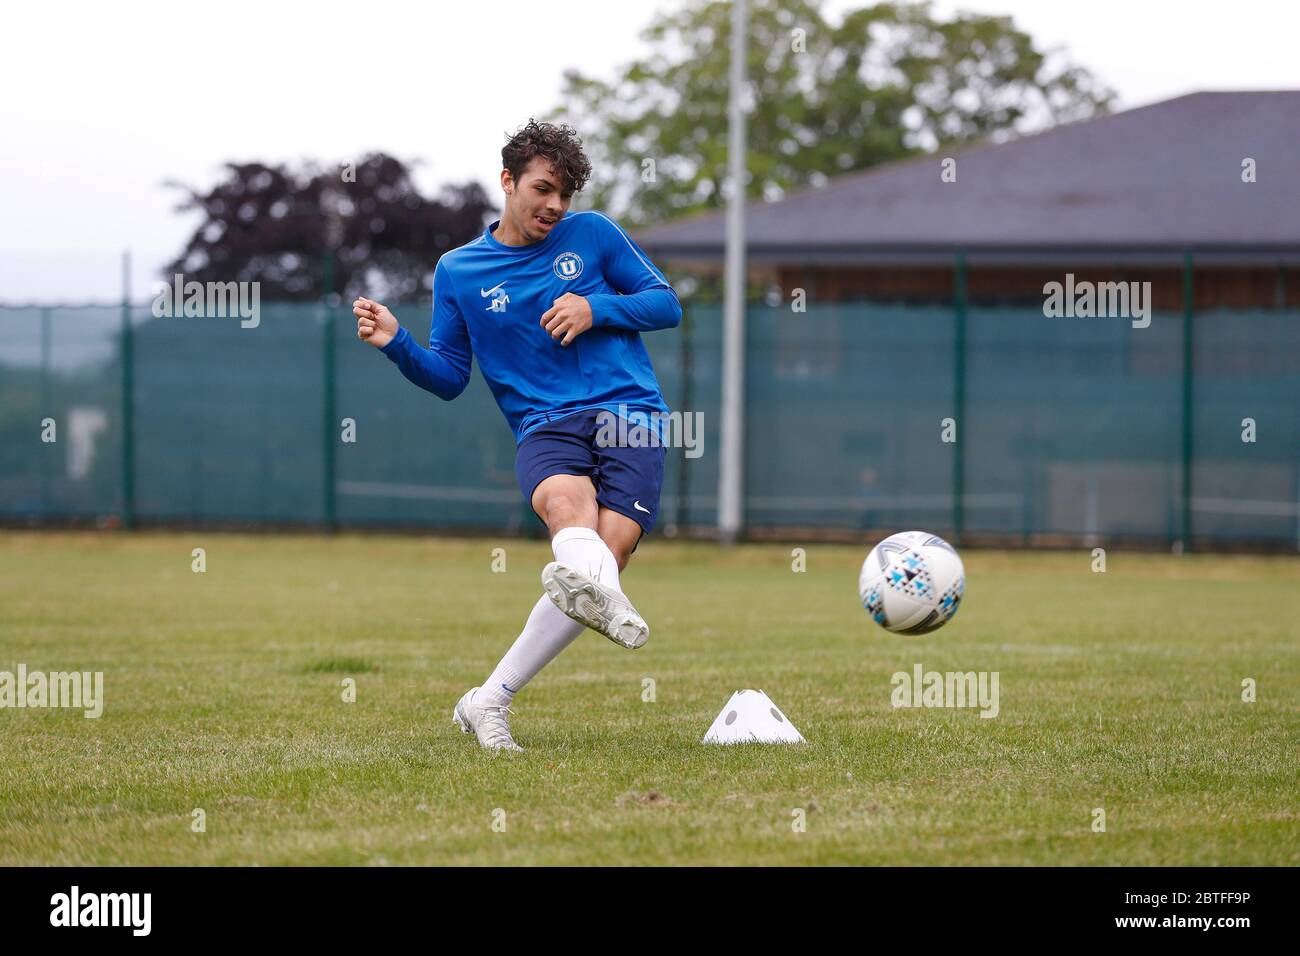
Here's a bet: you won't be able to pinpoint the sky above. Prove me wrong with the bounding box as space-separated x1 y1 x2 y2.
2 0 1297 300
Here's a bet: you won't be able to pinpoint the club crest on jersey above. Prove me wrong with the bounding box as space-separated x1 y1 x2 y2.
553 252 584 280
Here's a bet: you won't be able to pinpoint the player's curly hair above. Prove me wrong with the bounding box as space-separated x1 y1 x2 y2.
501 118 592 195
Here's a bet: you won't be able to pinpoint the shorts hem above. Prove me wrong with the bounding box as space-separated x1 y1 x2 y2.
595 494 655 540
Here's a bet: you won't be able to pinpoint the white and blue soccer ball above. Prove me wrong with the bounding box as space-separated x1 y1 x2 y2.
859 531 965 635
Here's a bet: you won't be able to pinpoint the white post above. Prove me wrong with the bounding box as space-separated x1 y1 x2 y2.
718 0 748 544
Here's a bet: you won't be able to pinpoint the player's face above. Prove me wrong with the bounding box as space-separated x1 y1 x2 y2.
504 158 573 242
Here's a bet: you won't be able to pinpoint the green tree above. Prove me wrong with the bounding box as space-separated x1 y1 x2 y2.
557 0 1114 227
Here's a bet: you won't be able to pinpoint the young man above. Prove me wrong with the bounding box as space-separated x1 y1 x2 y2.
353 119 681 752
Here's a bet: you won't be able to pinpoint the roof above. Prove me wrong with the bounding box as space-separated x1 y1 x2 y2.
632 92 1300 265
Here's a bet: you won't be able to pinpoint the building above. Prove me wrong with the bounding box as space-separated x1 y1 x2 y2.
631 92 1300 549
635 91 1300 310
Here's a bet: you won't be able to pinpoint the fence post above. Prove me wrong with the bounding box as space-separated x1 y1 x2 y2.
40 307 52 516
1180 250 1195 552
952 250 967 546
120 251 134 529
322 252 338 531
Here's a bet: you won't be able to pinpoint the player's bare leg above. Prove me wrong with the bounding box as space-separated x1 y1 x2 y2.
457 476 648 749
595 506 641 573
532 474 600 536
535 476 650 649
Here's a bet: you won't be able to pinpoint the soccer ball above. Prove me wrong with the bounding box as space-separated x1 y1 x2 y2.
859 531 965 635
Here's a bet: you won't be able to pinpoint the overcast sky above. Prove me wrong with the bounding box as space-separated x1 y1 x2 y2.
2 0 1297 300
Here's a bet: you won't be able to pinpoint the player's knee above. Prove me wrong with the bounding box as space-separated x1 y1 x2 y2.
539 491 596 532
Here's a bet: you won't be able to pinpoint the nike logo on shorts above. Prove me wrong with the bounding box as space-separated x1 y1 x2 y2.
633 501 650 514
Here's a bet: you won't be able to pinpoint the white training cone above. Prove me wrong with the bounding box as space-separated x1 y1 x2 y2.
702 689 806 745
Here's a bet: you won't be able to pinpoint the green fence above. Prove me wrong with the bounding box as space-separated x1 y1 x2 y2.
1 297 1297 547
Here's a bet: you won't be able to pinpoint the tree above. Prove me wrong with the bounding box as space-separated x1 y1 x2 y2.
556 0 1115 227
163 154 494 301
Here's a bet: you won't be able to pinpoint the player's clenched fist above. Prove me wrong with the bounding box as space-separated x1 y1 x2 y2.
540 292 593 347
354 298 400 349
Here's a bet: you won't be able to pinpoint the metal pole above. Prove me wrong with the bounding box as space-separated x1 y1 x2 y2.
953 250 967 546
120 250 134 529
40 307 51 517
677 305 693 529
1180 250 1194 552
718 0 748 543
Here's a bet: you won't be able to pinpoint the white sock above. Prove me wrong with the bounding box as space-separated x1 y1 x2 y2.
477 527 627 708
551 525 624 594
479 595 583 706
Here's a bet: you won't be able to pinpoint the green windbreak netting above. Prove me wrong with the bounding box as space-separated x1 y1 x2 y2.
1191 309 1300 542
963 306 1186 541
0 306 123 519
1 302 1296 545
744 303 955 533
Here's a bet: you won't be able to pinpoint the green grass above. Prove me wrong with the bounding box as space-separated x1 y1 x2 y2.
0 530 1296 865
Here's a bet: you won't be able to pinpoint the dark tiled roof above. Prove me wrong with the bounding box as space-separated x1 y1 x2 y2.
633 92 1300 262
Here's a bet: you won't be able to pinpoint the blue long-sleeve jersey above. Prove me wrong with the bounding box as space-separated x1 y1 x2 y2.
380 210 681 443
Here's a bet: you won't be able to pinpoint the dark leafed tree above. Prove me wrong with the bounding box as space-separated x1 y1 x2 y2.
163 153 494 301
555 0 1115 227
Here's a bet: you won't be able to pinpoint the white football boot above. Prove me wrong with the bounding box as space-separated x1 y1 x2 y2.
453 687 523 752
541 561 649 650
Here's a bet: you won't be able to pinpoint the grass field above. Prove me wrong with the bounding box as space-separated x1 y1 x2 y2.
0 530 1296 866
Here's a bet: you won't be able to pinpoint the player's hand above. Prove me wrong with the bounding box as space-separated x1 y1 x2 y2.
354 297 399 349
540 293 593 347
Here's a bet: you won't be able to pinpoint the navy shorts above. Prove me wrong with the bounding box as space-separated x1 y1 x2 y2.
515 409 667 538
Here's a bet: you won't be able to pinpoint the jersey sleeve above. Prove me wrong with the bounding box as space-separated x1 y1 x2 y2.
584 212 683 332
380 258 473 400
